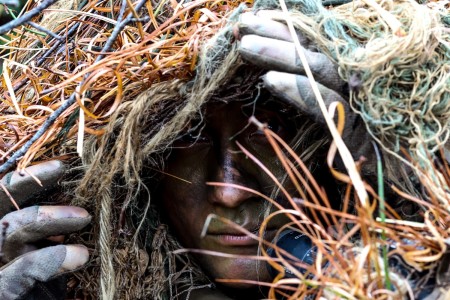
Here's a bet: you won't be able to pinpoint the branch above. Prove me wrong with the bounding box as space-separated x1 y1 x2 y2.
27 21 64 41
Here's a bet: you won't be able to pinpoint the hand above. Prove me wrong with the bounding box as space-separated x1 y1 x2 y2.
0 160 66 215
0 161 91 300
236 11 375 176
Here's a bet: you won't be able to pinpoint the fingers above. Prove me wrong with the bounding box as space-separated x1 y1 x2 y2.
237 11 301 43
236 12 342 90
239 35 341 89
263 71 347 125
0 160 66 215
1 206 91 262
58 245 89 273
0 244 88 299
264 71 374 170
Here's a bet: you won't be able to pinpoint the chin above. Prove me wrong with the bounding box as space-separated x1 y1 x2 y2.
216 281 269 300
219 280 260 290
198 255 272 288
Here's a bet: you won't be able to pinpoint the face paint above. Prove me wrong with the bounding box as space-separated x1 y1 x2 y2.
159 98 308 290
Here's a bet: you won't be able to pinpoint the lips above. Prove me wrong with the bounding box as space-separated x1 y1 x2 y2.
207 226 278 247
207 224 259 235
210 233 259 246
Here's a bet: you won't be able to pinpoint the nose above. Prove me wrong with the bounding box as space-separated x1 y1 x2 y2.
209 150 256 208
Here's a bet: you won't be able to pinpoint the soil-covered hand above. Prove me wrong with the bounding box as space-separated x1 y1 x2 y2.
237 11 375 176
0 161 91 300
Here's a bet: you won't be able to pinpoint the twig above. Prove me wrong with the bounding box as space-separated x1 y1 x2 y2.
0 0 60 35
27 21 64 41
0 0 19 6
0 0 148 174
10 0 86 94
97 0 138 62
129 16 150 22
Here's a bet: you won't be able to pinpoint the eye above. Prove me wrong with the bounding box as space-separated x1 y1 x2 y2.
249 115 286 142
174 123 210 147
179 131 209 144
266 119 281 133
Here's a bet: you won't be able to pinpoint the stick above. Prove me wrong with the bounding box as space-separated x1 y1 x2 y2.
27 21 64 41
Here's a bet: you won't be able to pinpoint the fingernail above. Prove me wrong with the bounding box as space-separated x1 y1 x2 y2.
255 10 276 19
240 35 264 53
240 12 293 42
240 35 295 66
61 245 89 272
263 71 297 92
37 206 90 221
263 71 305 108
239 12 258 25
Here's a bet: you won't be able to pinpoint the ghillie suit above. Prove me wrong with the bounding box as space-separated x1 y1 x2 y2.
71 13 331 298
0 0 449 299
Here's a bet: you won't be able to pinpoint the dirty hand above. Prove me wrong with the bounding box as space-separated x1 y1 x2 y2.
237 11 375 175
0 161 91 300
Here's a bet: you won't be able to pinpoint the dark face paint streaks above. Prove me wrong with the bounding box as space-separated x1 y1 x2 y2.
160 99 300 289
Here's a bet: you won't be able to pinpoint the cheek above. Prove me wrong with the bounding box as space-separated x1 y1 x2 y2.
160 150 210 246
248 145 285 183
249 148 298 207
161 185 206 248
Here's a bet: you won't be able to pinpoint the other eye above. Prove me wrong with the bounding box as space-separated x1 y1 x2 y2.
250 119 279 136
180 131 209 144
265 119 281 133
174 123 210 147
249 115 287 143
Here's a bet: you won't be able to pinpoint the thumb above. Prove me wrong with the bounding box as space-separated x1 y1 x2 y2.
0 244 88 299
263 71 375 174
262 71 348 125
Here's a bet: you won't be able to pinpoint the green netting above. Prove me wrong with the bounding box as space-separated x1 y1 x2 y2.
259 0 450 168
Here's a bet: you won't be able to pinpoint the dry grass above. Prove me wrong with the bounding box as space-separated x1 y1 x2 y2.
0 0 251 172
199 122 450 299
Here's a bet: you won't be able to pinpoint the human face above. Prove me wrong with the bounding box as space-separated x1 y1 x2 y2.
159 98 300 289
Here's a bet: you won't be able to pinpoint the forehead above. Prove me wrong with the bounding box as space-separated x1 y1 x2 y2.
181 89 302 142
205 82 298 120
183 66 303 133
207 65 263 103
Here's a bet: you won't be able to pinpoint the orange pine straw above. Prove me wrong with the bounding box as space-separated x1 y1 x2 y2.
0 0 250 170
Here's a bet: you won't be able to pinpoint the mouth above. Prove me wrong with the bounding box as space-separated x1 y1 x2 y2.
207 227 279 247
